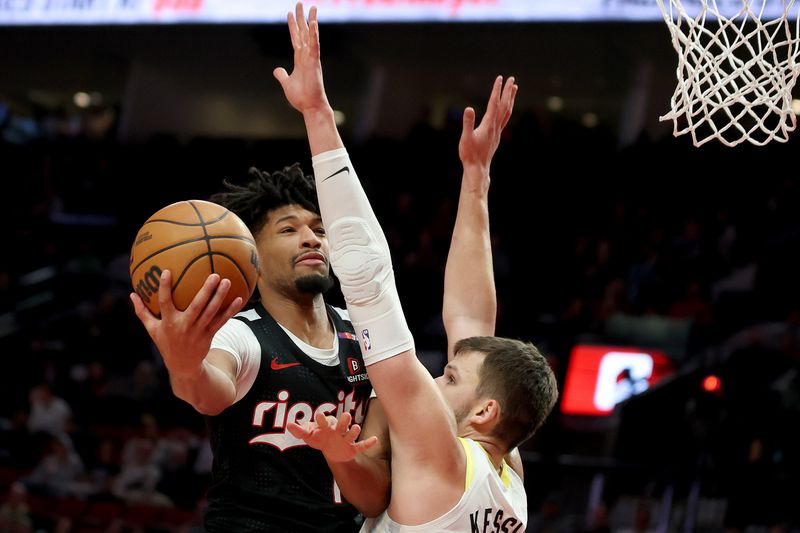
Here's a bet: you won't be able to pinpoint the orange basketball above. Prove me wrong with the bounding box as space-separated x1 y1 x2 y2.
129 200 260 316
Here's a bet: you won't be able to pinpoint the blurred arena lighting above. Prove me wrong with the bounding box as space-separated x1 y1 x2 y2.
546 96 564 112
581 112 598 128
333 109 346 126
702 374 722 394
792 99 800 115
73 92 91 108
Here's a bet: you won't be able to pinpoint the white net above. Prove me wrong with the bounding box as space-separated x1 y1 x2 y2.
656 0 800 146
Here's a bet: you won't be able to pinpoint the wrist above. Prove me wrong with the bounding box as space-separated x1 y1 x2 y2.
460 172 491 197
323 449 356 465
302 105 335 123
462 161 490 177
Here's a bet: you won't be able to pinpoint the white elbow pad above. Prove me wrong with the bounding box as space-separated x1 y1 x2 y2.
328 217 392 307
313 149 414 365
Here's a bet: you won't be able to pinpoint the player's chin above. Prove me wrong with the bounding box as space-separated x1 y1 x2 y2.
295 273 334 294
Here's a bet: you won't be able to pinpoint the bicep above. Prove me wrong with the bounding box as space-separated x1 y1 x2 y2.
206 348 238 384
209 319 262 403
360 397 390 461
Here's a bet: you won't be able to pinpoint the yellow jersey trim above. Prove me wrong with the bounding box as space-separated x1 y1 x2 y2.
458 437 474 491
473 439 512 489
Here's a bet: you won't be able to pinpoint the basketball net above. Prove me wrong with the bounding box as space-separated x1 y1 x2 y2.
656 0 800 146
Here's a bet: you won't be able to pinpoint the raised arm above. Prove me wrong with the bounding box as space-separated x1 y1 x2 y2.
443 75 517 359
130 271 243 415
273 3 395 515
276 3 465 523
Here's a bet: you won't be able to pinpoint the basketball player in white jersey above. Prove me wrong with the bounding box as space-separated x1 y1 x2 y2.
274 4 559 530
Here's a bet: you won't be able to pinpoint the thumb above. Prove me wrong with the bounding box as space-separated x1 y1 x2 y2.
462 107 476 135
356 435 379 453
273 67 289 85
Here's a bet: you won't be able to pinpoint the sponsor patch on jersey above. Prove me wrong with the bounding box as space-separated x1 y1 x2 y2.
338 331 358 341
347 357 362 375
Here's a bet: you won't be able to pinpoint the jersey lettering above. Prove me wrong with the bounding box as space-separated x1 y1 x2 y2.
249 389 367 451
469 507 523 533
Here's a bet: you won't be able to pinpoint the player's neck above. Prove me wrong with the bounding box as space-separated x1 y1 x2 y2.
261 292 333 347
468 434 507 474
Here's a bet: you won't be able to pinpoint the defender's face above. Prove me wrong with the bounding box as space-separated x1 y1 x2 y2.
435 350 486 425
255 204 330 291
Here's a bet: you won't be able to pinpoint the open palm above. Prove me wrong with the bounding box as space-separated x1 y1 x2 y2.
273 3 330 114
458 76 518 182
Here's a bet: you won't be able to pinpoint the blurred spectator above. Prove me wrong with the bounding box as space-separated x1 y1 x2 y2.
669 280 711 325
26 384 72 438
0 483 33 533
112 438 171 507
70 438 120 500
20 434 84 499
121 414 163 466
157 439 202 509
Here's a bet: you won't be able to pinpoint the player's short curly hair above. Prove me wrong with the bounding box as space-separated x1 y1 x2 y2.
454 336 559 450
209 164 320 235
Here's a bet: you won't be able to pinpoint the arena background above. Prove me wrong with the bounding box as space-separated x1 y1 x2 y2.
1 2 799 531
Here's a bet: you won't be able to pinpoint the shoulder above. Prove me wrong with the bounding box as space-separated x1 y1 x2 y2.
505 448 524 481
234 306 264 323
212 312 262 356
216 306 263 338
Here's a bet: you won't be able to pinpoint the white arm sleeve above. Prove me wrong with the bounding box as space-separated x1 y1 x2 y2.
210 319 261 403
312 148 414 366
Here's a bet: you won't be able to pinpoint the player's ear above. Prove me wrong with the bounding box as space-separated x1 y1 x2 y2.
472 398 501 427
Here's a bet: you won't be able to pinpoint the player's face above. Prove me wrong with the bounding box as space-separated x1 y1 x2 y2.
256 204 332 294
435 350 486 427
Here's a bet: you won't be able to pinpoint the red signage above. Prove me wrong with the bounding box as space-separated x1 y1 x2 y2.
561 345 674 416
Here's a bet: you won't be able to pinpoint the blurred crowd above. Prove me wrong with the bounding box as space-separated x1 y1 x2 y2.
1 102 799 532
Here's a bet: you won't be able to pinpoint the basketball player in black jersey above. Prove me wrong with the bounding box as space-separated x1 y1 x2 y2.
130 100 388 533
131 161 386 530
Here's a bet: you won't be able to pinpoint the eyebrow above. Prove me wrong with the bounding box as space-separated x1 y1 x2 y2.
274 214 298 224
274 214 323 225
444 363 460 375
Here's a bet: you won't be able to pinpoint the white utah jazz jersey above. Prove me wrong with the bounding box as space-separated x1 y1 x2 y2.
361 437 527 532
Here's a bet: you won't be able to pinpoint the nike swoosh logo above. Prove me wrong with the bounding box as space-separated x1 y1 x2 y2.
271 357 301 371
322 166 350 182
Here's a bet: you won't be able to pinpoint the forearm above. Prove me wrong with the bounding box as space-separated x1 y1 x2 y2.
312 148 412 364
326 454 390 517
443 163 496 354
169 360 236 416
303 106 344 157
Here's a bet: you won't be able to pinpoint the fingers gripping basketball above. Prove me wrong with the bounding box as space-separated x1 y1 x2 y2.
129 200 260 316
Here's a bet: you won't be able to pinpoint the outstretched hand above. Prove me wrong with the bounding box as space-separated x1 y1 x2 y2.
130 270 243 377
458 75 518 190
273 2 330 115
288 411 379 463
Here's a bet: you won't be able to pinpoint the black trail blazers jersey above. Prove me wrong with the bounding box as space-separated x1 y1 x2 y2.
203 302 372 532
